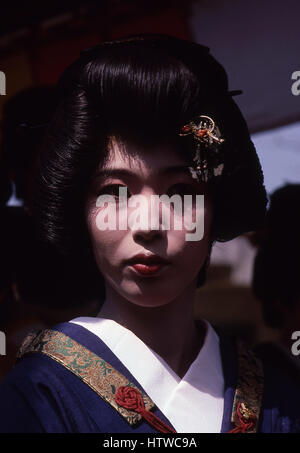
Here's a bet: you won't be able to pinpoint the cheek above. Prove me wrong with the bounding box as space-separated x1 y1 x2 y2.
167 230 210 263
167 194 211 229
86 207 126 269
167 198 212 245
166 201 212 267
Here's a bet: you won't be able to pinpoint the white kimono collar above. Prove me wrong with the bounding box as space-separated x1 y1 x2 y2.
69 316 224 433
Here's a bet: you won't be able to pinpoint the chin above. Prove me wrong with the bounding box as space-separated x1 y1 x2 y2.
118 280 180 308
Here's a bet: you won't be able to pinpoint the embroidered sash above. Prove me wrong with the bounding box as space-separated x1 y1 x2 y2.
229 340 264 433
16 328 263 433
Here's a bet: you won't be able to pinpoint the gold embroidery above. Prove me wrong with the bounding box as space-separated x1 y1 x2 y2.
17 329 264 432
231 339 264 433
16 329 155 426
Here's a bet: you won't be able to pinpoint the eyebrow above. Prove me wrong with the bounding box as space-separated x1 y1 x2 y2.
95 165 192 180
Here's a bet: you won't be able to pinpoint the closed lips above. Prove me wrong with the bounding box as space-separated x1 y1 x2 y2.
126 254 169 265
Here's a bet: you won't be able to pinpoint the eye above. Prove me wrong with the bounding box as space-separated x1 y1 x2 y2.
166 183 197 197
98 184 131 199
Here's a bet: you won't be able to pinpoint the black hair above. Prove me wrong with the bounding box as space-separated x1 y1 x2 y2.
35 34 267 297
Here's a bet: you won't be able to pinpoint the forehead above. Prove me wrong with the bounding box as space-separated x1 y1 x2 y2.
100 136 190 177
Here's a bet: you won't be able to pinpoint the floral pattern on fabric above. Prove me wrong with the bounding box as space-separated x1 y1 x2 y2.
16 329 264 432
230 339 264 433
16 329 155 426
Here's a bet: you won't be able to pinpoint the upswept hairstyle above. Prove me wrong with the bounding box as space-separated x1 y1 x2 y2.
35 34 267 291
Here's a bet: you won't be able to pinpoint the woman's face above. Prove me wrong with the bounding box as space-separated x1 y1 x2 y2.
85 138 213 307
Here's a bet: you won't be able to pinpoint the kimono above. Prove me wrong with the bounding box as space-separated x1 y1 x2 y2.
0 319 299 433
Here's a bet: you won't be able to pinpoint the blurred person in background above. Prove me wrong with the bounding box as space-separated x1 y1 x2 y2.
252 184 300 383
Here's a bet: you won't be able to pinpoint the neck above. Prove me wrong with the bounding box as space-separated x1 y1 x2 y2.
97 282 206 378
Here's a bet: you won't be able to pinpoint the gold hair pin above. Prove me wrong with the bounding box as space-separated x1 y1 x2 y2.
179 115 225 182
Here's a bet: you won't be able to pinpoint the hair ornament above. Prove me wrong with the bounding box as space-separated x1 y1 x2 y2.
179 115 225 182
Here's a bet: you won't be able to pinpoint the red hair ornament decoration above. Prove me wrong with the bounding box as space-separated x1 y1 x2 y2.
179 115 225 183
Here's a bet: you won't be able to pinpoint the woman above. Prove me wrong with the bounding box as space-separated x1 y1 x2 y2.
0 34 299 433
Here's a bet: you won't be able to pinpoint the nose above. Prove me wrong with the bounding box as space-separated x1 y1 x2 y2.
133 228 162 242
129 190 165 242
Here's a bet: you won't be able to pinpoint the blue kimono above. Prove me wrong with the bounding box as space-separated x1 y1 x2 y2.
0 321 299 433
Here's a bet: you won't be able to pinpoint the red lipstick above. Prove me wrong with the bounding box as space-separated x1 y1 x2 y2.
125 253 169 276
